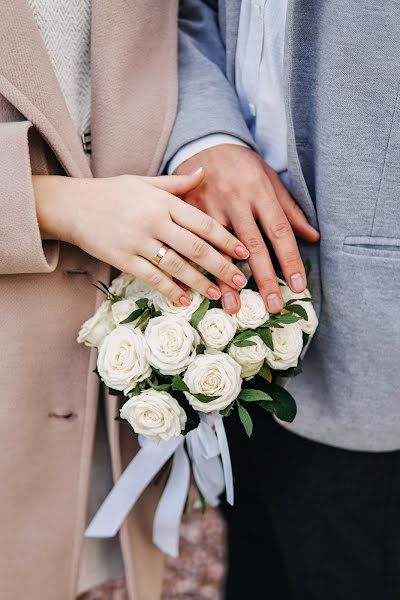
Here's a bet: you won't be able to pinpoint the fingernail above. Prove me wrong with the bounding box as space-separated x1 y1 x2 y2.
267 293 283 313
290 273 306 293
235 245 250 259
222 292 239 311
191 167 204 176
179 295 192 306
207 286 222 300
232 274 247 288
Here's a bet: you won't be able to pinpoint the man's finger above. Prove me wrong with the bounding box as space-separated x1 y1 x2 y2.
215 253 241 314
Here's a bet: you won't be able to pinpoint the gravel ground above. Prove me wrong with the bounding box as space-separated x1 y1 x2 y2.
79 501 226 600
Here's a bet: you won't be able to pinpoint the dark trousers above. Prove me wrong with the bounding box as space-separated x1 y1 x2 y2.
221 408 400 600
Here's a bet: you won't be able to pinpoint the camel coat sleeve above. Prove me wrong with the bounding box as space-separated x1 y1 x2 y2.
0 120 59 274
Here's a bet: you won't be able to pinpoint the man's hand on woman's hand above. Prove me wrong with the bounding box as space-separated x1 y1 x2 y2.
32 169 249 306
173 145 320 314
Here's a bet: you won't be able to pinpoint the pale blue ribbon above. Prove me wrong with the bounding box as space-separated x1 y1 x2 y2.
85 413 234 557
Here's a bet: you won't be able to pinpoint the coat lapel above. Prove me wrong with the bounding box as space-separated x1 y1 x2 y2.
90 0 178 177
0 1 91 178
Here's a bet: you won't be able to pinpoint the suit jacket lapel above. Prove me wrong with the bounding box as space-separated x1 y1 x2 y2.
0 1 91 177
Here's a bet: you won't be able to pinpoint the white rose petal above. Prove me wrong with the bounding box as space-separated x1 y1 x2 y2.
97 325 151 394
228 335 268 379
233 289 269 330
77 300 115 348
111 297 140 325
198 308 237 350
183 351 242 413
108 272 135 297
120 389 186 443
125 278 157 301
145 316 200 376
153 290 203 320
265 323 303 370
280 283 318 335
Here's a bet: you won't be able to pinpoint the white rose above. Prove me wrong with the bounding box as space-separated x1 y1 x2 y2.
183 351 242 413
233 289 269 330
77 300 115 348
108 272 135 297
120 389 186 443
198 308 236 350
97 325 151 394
111 297 140 325
265 323 303 370
145 316 200 375
280 283 318 335
228 335 268 379
125 278 157 301
153 289 203 320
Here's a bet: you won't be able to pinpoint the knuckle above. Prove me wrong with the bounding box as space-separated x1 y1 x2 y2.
191 238 208 260
199 215 214 237
218 260 234 280
283 251 302 269
246 235 264 254
147 270 163 288
270 221 292 239
166 253 184 276
257 276 279 293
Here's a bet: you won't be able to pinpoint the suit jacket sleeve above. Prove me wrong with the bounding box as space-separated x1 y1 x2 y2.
0 121 59 275
162 0 256 170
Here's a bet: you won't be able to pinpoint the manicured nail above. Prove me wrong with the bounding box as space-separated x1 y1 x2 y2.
232 274 247 288
290 273 306 293
179 295 192 306
191 167 204 176
267 293 283 313
235 245 250 259
222 292 239 311
207 286 222 300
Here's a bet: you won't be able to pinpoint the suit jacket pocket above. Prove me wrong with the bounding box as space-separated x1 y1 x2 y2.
343 235 400 258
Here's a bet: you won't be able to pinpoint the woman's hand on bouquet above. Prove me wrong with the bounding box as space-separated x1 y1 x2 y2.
33 170 249 306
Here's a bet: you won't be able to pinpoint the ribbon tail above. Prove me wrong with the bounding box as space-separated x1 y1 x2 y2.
152 444 190 557
213 415 234 506
85 436 182 538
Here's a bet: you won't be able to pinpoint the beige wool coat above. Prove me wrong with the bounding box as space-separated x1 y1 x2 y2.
0 2 179 599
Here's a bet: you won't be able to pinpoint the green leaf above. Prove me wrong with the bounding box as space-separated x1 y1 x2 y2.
238 389 273 402
286 297 312 305
257 382 297 422
129 386 141 397
152 310 162 318
108 387 125 396
286 303 308 321
273 359 303 378
146 378 172 392
119 307 144 324
191 298 210 329
258 363 272 381
234 339 257 347
303 258 311 276
237 401 253 437
136 298 149 309
258 319 284 329
234 330 259 342
273 313 302 325
172 374 189 392
220 402 234 417
192 392 221 403
196 343 206 354
257 326 274 350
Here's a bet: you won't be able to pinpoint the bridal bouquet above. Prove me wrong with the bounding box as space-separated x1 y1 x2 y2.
77 261 318 555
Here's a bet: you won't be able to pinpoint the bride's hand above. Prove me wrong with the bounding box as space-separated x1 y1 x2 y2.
33 170 249 306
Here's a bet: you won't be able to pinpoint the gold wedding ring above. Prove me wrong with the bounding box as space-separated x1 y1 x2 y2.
151 243 170 266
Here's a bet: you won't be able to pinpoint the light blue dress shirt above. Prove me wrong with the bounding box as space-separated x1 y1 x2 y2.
169 0 289 183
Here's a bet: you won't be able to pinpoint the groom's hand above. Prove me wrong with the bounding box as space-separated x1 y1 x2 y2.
173 145 320 314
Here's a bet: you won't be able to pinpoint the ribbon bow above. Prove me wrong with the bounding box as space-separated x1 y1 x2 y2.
85 413 234 557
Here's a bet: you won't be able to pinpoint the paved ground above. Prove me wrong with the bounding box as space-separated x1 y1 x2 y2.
80 503 226 600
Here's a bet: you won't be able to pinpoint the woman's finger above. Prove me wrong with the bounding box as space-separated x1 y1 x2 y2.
120 255 192 306
161 223 248 291
144 241 221 300
168 199 249 260
139 168 205 196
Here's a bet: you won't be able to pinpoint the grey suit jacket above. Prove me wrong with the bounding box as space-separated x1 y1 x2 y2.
166 0 400 451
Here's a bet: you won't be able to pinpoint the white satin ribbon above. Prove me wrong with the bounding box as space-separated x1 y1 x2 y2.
85 413 234 557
